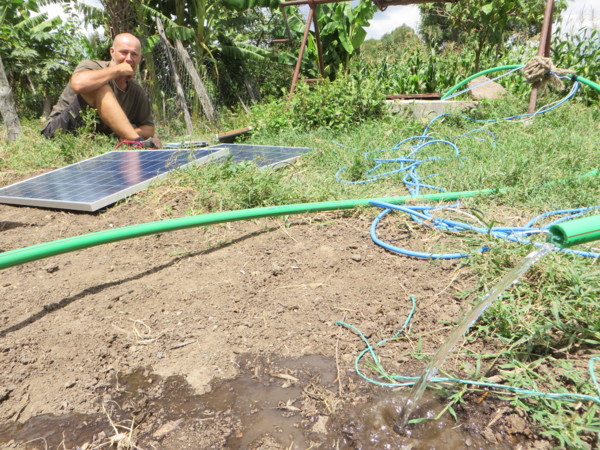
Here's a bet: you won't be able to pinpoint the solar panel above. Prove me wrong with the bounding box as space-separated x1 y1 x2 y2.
0 148 228 212
205 143 311 169
0 144 310 212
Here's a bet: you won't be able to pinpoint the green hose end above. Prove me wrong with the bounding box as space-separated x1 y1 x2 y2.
548 214 600 248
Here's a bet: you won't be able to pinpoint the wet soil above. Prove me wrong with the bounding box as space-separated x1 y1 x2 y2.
0 195 554 449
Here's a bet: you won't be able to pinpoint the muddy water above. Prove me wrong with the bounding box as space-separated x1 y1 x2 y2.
335 391 486 449
0 354 500 449
0 413 107 449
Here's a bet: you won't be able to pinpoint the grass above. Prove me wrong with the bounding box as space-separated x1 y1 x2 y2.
1 88 599 448
451 232 599 447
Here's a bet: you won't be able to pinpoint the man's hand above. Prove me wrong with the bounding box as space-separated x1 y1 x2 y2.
151 136 162 148
115 62 135 79
114 62 135 90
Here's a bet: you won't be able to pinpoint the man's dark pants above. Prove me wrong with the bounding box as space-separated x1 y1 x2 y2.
41 95 111 138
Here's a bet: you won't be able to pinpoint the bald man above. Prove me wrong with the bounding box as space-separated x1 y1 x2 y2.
42 33 160 148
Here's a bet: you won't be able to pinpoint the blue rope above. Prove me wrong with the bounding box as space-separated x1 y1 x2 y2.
336 297 600 404
335 75 580 197
333 69 599 408
369 203 600 259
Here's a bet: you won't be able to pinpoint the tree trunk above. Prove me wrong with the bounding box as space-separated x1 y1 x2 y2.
244 75 260 103
42 93 53 119
174 40 217 123
0 54 21 141
103 0 136 36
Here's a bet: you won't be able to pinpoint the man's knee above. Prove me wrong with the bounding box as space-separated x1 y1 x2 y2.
79 83 113 109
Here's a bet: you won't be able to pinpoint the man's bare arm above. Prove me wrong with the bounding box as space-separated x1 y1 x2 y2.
71 62 135 94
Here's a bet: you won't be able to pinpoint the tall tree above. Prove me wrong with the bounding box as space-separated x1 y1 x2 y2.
0 0 41 139
419 0 567 70
0 54 21 140
104 0 137 36
1 2 87 119
360 24 421 61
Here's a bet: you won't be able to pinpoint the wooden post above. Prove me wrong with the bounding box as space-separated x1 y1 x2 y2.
174 39 216 123
155 17 194 135
290 7 314 95
527 0 555 114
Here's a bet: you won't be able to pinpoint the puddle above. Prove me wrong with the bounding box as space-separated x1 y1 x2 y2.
0 413 107 449
0 354 510 449
333 392 486 449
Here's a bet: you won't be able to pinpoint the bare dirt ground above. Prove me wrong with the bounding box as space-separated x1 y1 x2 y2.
0 194 554 449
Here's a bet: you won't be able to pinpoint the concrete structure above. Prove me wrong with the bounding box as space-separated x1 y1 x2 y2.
468 76 508 100
385 99 478 120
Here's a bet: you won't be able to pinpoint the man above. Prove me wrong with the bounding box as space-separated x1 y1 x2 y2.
42 33 160 148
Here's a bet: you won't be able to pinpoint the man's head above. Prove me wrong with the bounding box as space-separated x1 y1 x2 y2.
110 33 142 70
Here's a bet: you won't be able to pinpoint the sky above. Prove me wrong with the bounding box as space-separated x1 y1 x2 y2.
365 0 600 40
42 0 600 40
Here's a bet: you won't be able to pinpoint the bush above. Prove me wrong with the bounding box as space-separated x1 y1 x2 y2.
251 73 385 132
289 75 384 130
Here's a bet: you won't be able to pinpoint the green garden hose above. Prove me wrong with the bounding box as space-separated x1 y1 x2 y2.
1 168 598 270
0 188 505 270
441 66 600 100
441 65 522 100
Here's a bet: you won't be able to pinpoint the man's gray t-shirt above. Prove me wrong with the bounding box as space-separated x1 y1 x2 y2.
49 60 154 128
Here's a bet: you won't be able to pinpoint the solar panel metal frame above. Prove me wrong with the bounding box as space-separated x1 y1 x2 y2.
0 148 229 212
204 143 310 169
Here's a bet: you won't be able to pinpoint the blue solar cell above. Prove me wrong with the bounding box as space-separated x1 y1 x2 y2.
205 144 310 168
0 148 228 212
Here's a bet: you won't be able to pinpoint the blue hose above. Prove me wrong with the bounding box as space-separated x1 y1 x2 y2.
336 296 600 404
369 203 600 259
336 76 580 196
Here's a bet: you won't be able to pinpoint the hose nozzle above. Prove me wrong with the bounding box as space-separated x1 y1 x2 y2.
548 214 600 248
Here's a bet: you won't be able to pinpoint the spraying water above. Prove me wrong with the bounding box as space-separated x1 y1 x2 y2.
395 242 557 434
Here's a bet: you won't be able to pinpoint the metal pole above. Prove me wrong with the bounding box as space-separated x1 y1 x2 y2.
527 0 555 114
312 4 327 78
279 4 293 40
290 7 314 95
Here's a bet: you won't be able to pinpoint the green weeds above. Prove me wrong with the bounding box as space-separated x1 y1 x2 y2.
459 240 600 447
0 117 112 175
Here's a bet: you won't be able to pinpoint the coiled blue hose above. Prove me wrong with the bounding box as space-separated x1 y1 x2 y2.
336 296 600 404
336 75 580 197
369 203 600 259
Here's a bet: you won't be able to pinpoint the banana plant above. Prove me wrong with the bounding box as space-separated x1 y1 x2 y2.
1 0 85 119
286 0 377 79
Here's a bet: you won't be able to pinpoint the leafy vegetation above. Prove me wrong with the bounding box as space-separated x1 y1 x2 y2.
419 0 568 70
0 0 88 120
250 72 384 132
